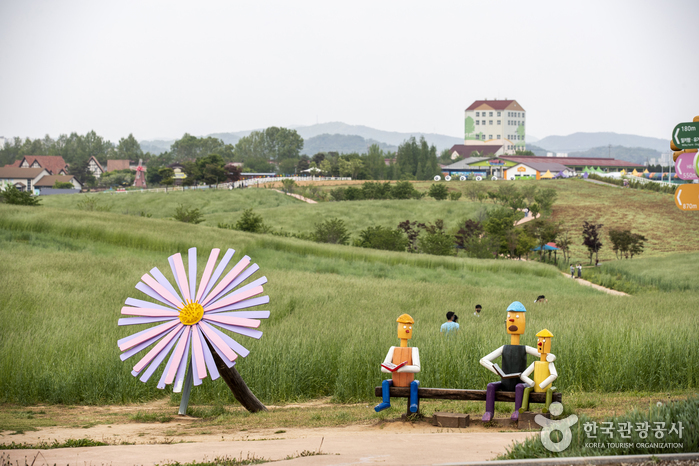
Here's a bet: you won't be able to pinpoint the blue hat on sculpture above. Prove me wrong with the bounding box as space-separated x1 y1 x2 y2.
507 301 526 313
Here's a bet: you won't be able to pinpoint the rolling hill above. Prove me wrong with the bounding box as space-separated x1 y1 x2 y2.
534 132 669 153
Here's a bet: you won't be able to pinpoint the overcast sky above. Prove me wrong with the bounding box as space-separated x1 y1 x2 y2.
1 0 697 143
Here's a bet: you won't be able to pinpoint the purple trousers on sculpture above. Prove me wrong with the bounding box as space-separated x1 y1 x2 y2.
483 381 526 421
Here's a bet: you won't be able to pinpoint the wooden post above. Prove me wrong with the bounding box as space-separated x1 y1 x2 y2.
205 338 268 413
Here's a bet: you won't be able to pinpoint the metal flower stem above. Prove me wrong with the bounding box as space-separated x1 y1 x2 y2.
179 362 194 415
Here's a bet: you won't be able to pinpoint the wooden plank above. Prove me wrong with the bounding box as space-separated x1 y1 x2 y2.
374 387 562 403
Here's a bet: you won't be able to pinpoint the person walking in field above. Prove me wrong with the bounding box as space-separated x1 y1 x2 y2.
440 312 459 335
570 264 575 278
474 304 482 317
577 264 582 279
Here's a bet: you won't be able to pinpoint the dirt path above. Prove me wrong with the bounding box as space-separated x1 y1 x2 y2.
1 422 532 465
560 272 629 296
272 189 318 204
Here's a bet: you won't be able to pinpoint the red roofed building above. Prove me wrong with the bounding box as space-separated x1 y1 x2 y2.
6 155 69 175
500 155 645 171
464 99 526 154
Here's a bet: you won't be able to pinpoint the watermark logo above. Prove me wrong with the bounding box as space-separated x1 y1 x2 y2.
535 402 578 452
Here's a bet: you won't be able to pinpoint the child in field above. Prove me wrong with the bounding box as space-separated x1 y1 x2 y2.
570 264 574 278
474 304 482 317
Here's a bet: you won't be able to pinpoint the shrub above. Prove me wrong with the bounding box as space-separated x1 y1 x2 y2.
417 220 454 256
281 179 296 193
52 181 75 189
362 181 392 200
354 226 408 251
173 204 204 224
0 185 41 206
234 208 266 233
313 218 350 244
344 186 364 201
428 183 449 201
391 181 420 200
329 187 346 201
448 191 462 201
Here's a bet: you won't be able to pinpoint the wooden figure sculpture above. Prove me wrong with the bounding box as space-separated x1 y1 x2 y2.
117 247 270 414
374 314 421 413
479 301 553 421
520 329 558 413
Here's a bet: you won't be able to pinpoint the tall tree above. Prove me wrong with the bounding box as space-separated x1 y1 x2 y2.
365 144 386 180
582 221 604 264
117 134 144 160
234 127 303 168
170 134 230 162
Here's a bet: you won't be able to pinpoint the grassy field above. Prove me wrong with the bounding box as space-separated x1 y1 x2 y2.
1 203 698 408
40 178 699 264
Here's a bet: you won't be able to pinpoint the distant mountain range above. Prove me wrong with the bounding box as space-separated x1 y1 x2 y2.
533 132 669 153
139 122 462 155
139 125 671 163
301 134 397 155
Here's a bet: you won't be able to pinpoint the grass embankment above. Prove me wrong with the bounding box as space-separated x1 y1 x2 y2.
42 179 699 264
1 204 698 408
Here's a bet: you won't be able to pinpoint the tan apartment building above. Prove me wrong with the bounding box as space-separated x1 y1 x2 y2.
464 99 526 154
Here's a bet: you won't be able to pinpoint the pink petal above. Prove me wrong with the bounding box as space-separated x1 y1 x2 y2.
169 253 191 303
203 314 260 328
195 249 220 302
165 326 191 384
119 320 179 352
204 286 264 312
191 324 208 380
198 321 237 363
201 256 250 306
121 307 179 317
132 323 184 373
141 274 183 308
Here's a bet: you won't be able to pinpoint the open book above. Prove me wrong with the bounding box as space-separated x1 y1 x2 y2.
492 363 521 379
381 361 407 372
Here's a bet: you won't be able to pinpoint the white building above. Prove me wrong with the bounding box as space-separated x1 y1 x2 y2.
464 99 526 154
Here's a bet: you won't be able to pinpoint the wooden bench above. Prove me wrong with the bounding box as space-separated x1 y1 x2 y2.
374 386 562 416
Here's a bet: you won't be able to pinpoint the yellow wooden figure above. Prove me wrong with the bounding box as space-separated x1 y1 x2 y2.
375 314 421 413
520 329 558 413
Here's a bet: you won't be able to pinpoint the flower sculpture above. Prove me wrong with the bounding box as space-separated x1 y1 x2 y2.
117 247 269 393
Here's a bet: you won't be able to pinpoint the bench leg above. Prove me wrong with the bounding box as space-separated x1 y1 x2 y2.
374 379 393 412
482 381 501 421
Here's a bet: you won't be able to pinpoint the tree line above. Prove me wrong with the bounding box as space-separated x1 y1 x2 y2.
2 127 447 187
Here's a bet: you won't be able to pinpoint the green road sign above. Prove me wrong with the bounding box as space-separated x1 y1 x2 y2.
672 122 699 150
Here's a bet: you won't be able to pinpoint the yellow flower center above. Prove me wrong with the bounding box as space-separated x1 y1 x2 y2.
179 301 204 326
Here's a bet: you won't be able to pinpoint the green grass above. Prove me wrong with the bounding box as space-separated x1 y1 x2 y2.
0 438 108 449
501 396 699 458
40 184 491 237
1 203 698 407
129 411 174 423
40 179 699 264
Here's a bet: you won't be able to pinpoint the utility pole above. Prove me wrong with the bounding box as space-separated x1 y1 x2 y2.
608 144 611 159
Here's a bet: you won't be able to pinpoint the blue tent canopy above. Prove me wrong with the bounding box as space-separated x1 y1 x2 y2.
531 244 560 251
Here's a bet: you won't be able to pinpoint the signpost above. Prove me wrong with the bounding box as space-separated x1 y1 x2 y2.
672 121 699 150
675 153 698 180
674 184 699 211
